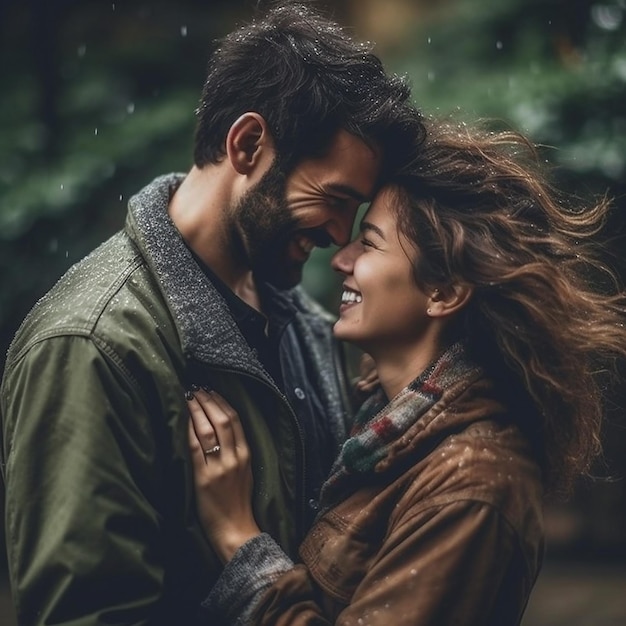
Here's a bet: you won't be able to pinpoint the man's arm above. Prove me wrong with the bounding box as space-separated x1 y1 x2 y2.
2 335 166 626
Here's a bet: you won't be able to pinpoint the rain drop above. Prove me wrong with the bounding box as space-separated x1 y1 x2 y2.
591 4 623 30
496 41 503 50
180 25 188 37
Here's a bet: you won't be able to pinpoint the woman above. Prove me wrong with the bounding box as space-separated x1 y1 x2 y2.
186 120 626 625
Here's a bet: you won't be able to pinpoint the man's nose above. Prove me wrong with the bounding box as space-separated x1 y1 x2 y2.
327 211 357 247
331 239 360 274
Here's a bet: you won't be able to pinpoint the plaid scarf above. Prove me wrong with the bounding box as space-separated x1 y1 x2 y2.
319 342 482 507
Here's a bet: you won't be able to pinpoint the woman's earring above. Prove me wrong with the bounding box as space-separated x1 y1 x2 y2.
429 289 439 315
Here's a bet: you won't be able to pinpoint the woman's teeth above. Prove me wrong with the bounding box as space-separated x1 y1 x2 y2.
341 290 362 304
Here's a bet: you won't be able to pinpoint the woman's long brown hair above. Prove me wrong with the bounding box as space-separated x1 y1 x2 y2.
393 118 626 496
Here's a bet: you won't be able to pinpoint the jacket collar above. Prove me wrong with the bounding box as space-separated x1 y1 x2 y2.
125 173 271 383
320 342 488 504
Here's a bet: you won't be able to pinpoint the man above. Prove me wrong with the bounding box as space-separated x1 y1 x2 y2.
1 2 424 625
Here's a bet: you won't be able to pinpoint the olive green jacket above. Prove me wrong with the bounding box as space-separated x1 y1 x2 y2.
0 174 351 626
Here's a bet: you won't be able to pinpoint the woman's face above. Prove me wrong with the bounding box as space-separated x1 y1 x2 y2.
331 187 431 352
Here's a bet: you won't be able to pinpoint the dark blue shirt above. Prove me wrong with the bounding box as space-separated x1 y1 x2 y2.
190 252 335 531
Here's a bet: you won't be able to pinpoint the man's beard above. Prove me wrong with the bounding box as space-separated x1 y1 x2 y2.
230 160 301 289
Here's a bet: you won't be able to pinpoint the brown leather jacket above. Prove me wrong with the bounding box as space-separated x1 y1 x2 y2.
205 372 545 626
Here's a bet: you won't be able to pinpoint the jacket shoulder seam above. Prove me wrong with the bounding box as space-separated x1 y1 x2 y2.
5 253 145 369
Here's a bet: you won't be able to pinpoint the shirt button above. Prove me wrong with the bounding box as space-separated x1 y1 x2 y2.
294 387 306 400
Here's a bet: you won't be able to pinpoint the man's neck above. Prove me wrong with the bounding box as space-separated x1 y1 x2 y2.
169 165 262 311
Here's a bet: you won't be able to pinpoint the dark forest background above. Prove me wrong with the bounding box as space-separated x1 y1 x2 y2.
1 0 625 623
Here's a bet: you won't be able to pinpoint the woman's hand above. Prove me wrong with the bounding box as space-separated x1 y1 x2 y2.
187 389 261 564
355 352 379 396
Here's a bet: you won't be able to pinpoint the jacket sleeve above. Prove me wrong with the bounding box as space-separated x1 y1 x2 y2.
204 499 527 626
1 335 170 626
199 534 295 625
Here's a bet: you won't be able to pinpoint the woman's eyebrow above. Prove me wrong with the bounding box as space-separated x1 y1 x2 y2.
360 220 385 239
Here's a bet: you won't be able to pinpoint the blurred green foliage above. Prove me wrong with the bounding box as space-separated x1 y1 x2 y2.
391 0 626 192
0 0 242 357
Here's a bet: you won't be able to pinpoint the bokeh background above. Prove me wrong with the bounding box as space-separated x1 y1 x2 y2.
1 0 625 624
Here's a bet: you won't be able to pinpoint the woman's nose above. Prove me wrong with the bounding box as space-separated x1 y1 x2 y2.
331 239 360 274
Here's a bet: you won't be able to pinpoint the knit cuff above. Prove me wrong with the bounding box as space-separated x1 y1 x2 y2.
200 533 294 625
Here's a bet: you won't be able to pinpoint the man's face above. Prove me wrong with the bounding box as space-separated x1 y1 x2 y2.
232 129 382 288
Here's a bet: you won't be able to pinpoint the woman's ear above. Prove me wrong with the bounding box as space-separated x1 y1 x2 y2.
427 283 473 318
225 112 275 175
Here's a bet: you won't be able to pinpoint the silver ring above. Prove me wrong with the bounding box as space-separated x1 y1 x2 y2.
204 445 221 455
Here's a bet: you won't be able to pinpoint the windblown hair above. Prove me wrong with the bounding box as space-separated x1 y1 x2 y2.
392 118 626 496
194 1 424 175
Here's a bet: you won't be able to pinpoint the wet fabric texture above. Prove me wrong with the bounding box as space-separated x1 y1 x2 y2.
203 343 545 626
0 173 352 626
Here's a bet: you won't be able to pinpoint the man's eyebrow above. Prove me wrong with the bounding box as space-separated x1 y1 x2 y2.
326 183 369 203
360 220 385 239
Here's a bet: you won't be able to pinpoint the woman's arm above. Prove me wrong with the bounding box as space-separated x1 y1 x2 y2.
187 389 261 563
188 392 527 626
188 390 297 625
250 500 524 626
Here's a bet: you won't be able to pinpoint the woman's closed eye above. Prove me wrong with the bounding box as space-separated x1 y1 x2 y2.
360 237 376 249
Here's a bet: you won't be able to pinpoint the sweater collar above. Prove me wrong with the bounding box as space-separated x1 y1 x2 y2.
125 173 271 382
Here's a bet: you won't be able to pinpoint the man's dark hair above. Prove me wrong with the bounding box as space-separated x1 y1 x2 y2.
194 1 424 175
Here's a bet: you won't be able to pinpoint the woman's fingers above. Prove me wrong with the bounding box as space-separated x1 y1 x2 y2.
208 391 249 461
185 388 259 563
187 409 210 475
188 393 220 457
186 389 249 464
356 352 379 393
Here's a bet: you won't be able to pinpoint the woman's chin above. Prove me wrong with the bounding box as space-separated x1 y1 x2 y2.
332 319 351 341
332 321 367 349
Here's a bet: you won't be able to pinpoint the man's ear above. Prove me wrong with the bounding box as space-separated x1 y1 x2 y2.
225 112 275 175
427 283 473 318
